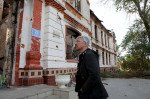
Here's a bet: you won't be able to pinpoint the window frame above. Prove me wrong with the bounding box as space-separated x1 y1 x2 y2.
65 26 81 62
75 0 81 12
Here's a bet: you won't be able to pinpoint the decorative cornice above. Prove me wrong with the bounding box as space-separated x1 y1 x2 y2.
45 0 65 14
64 13 92 37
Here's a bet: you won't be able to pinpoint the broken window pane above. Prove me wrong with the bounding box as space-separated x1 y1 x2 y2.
66 28 80 60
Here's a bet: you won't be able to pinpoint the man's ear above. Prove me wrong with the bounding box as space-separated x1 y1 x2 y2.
84 42 87 47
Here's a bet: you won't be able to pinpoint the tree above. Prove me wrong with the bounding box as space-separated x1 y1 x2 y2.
121 19 150 71
121 52 150 71
116 44 124 70
121 19 150 54
102 0 150 42
101 0 150 71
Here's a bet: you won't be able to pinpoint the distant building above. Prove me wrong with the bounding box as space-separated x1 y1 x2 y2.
0 0 117 86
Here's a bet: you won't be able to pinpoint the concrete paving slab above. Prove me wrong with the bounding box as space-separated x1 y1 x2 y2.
0 84 55 99
103 78 150 99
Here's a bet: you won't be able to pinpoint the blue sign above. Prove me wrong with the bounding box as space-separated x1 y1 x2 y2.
32 28 41 38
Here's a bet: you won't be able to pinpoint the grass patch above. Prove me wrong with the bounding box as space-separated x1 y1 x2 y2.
100 71 150 79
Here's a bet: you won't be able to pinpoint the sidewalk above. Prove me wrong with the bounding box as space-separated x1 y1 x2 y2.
0 84 78 99
103 78 150 99
0 78 150 99
0 84 57 99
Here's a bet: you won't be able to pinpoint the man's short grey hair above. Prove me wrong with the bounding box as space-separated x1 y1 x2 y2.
77 36 90 48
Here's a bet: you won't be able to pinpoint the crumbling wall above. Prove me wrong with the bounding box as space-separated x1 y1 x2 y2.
0 0 18 85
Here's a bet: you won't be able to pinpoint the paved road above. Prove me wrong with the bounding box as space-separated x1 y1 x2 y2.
103 78 150 99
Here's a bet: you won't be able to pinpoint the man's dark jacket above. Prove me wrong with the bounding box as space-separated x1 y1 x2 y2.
75 48 108 99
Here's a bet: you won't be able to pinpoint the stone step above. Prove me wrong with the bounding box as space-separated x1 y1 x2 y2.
0 84 56 99
18 90 54 99
17 86 55 99
53 87 78 99
0 84 78 99
41 95 60 99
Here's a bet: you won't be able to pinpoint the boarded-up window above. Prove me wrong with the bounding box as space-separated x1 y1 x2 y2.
66 28 80 60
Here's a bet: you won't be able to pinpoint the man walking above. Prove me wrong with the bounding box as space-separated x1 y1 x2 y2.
75 36 108 99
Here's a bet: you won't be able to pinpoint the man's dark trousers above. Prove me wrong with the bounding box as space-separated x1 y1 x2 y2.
78 92 89 99
78 92 107 99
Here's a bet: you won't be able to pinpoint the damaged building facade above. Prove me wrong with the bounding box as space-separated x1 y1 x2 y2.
0 0 117 86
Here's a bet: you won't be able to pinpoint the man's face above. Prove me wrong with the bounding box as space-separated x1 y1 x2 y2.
75 37 86 51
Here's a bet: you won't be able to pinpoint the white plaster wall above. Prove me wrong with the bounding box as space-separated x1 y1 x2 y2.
81 0 90 25
109 37 113 50
64 0 90 27
56 0 64 6
40 0 45 68
106 35 108 47
40 1 117 69
42 6 66 68
19 0 33 68
41 2 93 68
64 3 90 30
91 20 94 39
97 27 100 42
91 21 101 47
111 54 114 66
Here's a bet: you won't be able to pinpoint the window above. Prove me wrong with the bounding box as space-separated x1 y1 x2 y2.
95 25 97 40
106 53 108 65
96 49 98 56
101 31 103 45
109 53 111 65
75 0 81 12
102 50 105 65
66 28 80 60
96 49 98 54
108 37 110 48
105 34 107 47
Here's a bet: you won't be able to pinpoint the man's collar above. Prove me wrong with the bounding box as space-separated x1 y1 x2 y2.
80 48 89 55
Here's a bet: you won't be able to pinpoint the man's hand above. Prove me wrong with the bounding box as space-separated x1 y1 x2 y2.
80 89 83 92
